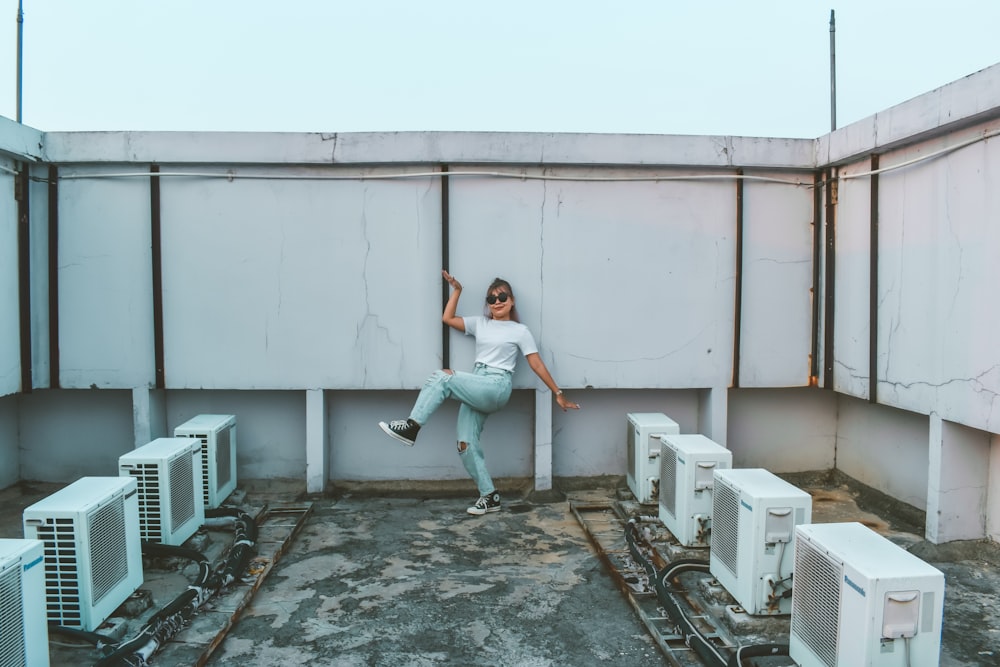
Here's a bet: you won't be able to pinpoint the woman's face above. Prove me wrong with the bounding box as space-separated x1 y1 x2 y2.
487 286 514 320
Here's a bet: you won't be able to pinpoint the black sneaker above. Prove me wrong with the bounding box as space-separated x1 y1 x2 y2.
378 419 420 446
467 491 501 515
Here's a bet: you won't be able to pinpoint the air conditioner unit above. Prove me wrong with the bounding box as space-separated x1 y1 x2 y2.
22 477 143 631
790 522 945 667
173 414 237 509
709 468 811 615
119 437 205 546
0 539 50 667
626 412 680 504
658 434 732 547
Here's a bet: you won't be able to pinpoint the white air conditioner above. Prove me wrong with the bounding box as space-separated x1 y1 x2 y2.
658 434 732 547
626 412 680 504
0 539 50 667
119 437 205 546
790 522 945 667
709 468 811 615
22 477 143 632
173 414 237 509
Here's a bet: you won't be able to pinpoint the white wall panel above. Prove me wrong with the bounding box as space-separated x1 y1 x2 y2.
160 168 443 389
447 173 546 389
727 388 836 471
18 389 134 482
836 395 929 510
832 163 873 399
738 175 815 386
166 390 306 481
448 169 739 390
877 132 1000 433
0 396 17 487
58 167 154 388
0 167 18 397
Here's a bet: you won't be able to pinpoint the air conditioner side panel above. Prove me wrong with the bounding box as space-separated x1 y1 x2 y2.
626 413 680 504
22 541 50 667
78 485 144 631
837 566 945 666
0 539 50 667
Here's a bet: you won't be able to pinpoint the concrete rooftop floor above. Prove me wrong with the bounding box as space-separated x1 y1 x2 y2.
2 473 999 666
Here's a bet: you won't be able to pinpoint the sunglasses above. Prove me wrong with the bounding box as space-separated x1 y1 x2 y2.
486 292 510 305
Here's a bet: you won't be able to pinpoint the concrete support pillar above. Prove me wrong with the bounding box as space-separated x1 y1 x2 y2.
698 386 729 447
988 434 1000 543
131 386 166 449
533 388 553 492
305 389 327 494
926 413 990 543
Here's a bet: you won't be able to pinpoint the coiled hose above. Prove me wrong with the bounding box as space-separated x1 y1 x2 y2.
92 507 258 667
624 518 791 667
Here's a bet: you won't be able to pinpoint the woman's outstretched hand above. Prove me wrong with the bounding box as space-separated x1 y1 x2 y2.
442 270 462 291
556 393 580 412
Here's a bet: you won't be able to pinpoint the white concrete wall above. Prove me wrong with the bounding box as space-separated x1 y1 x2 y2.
0 63 999 545
836 396 929 511
0 396 16 488
40 162 814 393
18 389 135 481
0 158 18 397
727 388 837 472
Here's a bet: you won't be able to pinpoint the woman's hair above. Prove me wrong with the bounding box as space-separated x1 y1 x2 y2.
483 277 519 322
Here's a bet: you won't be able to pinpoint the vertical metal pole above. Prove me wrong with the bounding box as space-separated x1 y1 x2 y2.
732 169 744 388
150 165 165 389
869 154 879 403
16 0 23 123
829 9 837 132
809 171 822 385
440 164 450 369
824 169 838 389
17 166 31 391
48 165 59 387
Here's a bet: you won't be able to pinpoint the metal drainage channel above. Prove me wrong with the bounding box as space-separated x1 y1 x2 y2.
155 502 314 666
571 502 743 667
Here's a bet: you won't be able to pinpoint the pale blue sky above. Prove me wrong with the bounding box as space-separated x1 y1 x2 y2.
1 1 998 137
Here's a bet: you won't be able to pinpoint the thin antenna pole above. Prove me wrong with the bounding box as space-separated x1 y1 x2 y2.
829 9 837 131
16 0 23 123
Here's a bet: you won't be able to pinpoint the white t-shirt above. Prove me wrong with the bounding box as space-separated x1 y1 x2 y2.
463 316 538 371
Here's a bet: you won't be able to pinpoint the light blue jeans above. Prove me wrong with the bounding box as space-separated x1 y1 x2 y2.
409 362 513 496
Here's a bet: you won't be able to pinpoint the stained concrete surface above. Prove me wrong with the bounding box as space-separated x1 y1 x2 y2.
204 493 667 667
2 475 999 666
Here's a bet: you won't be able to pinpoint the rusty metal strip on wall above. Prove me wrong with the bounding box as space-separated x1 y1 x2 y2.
810 170 823 385
869 154 879 403
732 169 745 388
151 165 165 389
441 164 451 369
17 165 31 392
48 165 59 388
823 168 838 389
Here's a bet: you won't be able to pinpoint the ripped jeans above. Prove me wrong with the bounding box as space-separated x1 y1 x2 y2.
409 362 513 496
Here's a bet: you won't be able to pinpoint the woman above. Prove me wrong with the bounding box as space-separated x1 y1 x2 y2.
379 270 580 516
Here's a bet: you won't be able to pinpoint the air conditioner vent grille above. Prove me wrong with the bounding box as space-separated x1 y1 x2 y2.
35 518 81 626
126 464 163 541
712 482 740 577
168 453 197 532
185 434 213 507
0 562 25 666
659 444 678 518
87 496 129 605
626 424 637 487
791 537 842 667
216 428 233 487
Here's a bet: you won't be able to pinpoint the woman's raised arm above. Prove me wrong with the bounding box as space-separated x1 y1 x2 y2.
441 270 465 332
